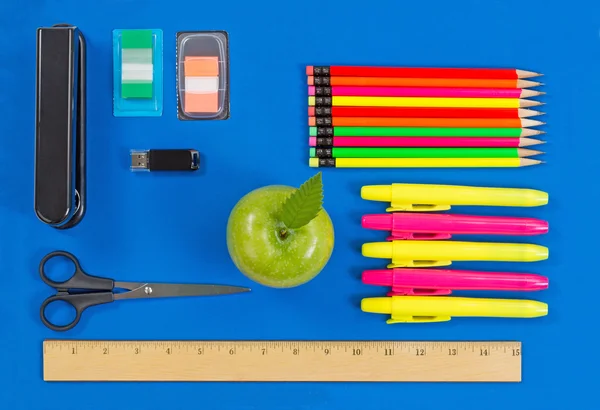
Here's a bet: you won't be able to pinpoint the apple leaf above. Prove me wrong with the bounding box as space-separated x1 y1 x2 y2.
281 172 323 230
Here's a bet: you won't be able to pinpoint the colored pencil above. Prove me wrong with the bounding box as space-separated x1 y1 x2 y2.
309 117 544 128
308 76 543 89
309 96 542 108
309 106 543 118
306 66 542 79
309 136 544 148
309 86 544 99
309 126 543 138
308 157 542 168
310 147 542 158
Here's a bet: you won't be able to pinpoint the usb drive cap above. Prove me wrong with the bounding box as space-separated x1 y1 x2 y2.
130 149 199 171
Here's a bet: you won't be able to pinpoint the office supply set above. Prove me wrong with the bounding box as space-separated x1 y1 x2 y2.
358 183 550 323
307 65 546 168
31 24 545 382
34 24 247 332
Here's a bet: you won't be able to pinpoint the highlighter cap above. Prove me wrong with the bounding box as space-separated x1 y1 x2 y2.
361 297 392 314
362 242 393 260
361 185 392 203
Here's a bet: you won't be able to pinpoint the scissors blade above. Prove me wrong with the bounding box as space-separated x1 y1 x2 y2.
114 282 251 300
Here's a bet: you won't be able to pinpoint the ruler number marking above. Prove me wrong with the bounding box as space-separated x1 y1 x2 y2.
416 348 426 356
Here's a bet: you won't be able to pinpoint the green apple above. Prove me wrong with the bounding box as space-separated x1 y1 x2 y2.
226 175 334 288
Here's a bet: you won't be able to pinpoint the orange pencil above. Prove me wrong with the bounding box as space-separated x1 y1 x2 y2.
308 117 544 128
308 76 542 89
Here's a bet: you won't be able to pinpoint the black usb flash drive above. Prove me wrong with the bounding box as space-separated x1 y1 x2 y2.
130 149 200 171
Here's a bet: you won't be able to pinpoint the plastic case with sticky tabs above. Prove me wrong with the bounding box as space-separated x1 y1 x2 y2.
176 31 229 120
113 28 163 117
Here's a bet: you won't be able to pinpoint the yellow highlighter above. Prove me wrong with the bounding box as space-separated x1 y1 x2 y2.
362 240 548 268
361 295 548 323
361 183 548 212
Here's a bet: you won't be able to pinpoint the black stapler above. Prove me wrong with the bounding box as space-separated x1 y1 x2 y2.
34 24 86 229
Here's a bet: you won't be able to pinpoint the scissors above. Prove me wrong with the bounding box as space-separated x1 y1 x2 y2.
39 251 251 331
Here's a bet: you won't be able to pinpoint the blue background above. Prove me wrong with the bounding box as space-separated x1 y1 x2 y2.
1 0 597 408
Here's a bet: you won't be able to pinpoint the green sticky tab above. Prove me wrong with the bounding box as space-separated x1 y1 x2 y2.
121 30 153 49
122 82 153 99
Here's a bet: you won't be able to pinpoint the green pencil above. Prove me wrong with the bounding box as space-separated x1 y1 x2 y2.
309 126 543 138
309 147 543 158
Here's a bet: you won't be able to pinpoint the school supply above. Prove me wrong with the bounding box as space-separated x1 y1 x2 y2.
42 340 522 382
361 212 548 239
35 24 87 229
309 106 543 118
307 65 542 79
177 31 229 120
309 157 540 168
362 268 549 296
361 295 548 323
310 85 543 99
130 149 200 171
112 29 163 117
360 183 548 211
310 126 542 137
309 95 541 109
310 137 544 148
309 117 544 128
306 65 545 168
308 75 542 89
312 147 541 159
39 251 249 331
361 240 548 268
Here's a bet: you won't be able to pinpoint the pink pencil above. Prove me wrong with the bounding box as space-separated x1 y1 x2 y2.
308 85 543 99
308 136 543 148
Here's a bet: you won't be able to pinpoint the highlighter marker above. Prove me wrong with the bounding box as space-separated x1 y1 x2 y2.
361 213 548 240
362 240 548 268
361 183 548 212
361 295 548 323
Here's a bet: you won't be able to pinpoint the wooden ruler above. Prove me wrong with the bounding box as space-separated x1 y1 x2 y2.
43 340 521 382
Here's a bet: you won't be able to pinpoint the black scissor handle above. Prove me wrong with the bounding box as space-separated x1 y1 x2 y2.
39 251 114 291
40 292 114 331
39 251 116 331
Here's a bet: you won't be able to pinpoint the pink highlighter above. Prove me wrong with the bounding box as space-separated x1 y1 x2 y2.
362 268 549 296
361 213 548 240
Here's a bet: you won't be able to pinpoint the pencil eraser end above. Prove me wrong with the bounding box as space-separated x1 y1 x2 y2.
306 66 314 75
309 137 317 146
308 86 315 96
309 148 316 158
308 117 316 126
307 76 314 86
308 96 315 106
308 106 315 116
309 127 317 137
309 158 319 167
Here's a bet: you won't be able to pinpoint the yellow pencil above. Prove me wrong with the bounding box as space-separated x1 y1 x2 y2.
308 96 542 109
309 158 542 168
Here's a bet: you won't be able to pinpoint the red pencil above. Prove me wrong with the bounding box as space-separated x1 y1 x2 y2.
308 106 543 119
307 66 541 79
308 136 544 148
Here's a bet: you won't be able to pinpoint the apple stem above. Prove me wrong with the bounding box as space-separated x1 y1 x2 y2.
279 229 289 240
